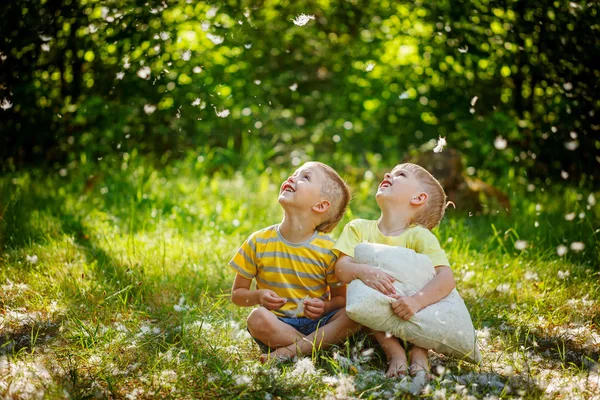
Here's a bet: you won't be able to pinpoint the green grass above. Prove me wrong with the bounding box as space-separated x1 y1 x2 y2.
0 152 598 399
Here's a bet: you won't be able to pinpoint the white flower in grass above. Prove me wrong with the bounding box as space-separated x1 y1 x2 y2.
433 136 447 153
181 49 191 61
557 245 568 257
570 242 585 252
470 96 478 106
458 45 469 53
524 271 539 281
496 283 510 293
235 374 252 386
365 62 375 72
289 82 298 91
116 71 125 80
25 255 38 264
514 240 527 250
290 357 317 378
159 31 170 41
399 91 410 99
292 14 315 26
159 369 177 384
557 270 570 279
588 194 596 206
89 355 102 365
326 375 354 399
565 212 576 221
462 270 475 282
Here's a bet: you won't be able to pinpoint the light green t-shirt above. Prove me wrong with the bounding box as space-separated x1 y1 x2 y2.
332 219 450 267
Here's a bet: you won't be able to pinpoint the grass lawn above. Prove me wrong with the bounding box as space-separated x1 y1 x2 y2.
1 153 598 399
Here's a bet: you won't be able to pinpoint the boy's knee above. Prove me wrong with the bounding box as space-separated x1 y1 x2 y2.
247 307 275 334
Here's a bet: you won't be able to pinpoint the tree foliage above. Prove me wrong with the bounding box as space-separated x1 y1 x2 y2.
1 0 598 185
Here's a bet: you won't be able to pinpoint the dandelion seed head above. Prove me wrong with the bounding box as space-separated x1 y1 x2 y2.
496 283 510 293
215 108 230 118
570 242 584 252
494 136 507 150
292 14 315 26
433 136 447 153
137 67 151 80
207 33 224 45
565 212 576 221
514 240 527 250
565 140 579 151
143 104 156 114
557 270 570 279
1 98 13 111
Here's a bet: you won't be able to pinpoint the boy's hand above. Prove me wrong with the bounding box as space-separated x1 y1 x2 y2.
303 298 325 320
358 268 396 296
389 294 423 320
258 290 286 310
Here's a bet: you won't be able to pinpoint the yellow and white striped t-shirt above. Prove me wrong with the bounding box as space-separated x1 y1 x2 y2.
229 225 342 318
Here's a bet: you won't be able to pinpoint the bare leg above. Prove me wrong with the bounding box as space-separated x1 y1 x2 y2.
269 309 360 359
408 345 430 377
247 307 303 349
372 331 408 377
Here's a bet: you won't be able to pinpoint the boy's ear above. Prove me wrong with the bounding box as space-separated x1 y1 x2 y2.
312 200 331 214
410 192 428 205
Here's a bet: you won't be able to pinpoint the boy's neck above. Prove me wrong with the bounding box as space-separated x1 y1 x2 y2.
377 210 414 236
279 214 318 244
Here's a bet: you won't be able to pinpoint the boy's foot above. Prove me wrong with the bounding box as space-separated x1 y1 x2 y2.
408 346 431 379
385 356 408 378
409 362 433 380
259 346 295 364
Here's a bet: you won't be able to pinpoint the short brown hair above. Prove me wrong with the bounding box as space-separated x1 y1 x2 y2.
313 162 351 233
400 163 448 230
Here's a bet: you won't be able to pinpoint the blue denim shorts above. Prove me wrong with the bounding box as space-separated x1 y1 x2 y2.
251 310 338 353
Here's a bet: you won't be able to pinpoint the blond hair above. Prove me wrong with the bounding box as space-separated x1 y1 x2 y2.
313 162 351 233
400 163 448 230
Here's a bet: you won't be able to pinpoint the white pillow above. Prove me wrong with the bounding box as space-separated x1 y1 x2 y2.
346 243 482 364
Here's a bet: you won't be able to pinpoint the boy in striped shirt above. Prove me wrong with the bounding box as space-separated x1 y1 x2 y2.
229 162 359 361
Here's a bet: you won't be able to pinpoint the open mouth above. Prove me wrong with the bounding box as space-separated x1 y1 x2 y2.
281 183 295 193
379 180 392 188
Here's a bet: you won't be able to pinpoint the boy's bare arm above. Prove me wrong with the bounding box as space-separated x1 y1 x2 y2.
391 266 456 320
324 285 346 314
231 274 286 310
335 254 396 295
